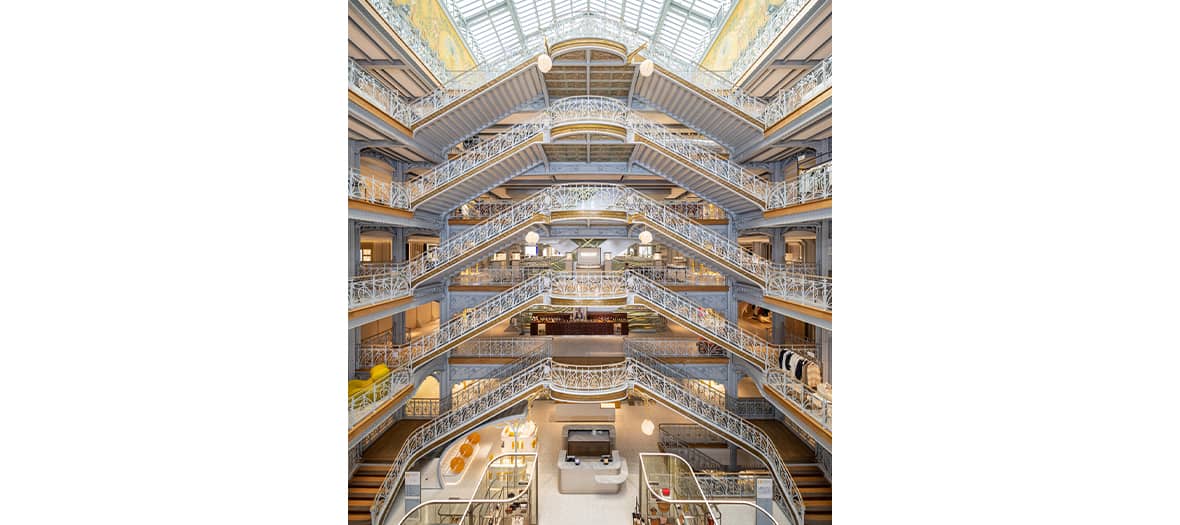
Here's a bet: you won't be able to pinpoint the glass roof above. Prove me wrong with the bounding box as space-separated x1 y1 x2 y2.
442 0 732 66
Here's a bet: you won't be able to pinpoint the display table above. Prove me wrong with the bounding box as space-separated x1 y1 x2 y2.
557 450 627 494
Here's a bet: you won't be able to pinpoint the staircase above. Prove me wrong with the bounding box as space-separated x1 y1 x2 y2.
347 462 391 525
788 464 833 525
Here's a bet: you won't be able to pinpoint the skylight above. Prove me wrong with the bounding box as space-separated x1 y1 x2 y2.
442 0 731 67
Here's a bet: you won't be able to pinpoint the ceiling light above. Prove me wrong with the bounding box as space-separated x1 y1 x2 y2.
639 59 654 78
641 419 654 436
537 54 552 74
525 231 540 245
638 230 653 245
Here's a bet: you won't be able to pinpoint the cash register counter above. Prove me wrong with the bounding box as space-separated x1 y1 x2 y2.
557 450 628 494
556 425 628 494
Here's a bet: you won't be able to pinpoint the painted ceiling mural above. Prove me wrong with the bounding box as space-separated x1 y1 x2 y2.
699 0 785 74
393 0 476 73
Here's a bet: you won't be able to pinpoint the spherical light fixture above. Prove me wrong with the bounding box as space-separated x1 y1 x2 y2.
537 54 552 74
641 419 655 436
638 230 653 245
525 231 540 245
639 59 654 78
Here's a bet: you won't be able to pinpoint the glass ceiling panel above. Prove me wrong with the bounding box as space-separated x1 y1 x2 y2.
442 0 732 66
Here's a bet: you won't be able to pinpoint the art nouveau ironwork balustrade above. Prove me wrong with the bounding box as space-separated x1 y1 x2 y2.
348 365 412 426
450 337 551 358
625 338 725 358
348 59 416 126
759 57 833 126
348 169 410 210
766 161 833 210
348 270 412 309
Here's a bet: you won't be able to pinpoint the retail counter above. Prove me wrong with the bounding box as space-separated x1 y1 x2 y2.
556 450 628 494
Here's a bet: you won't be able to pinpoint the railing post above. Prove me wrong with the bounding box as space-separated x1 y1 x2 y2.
756 477 775 525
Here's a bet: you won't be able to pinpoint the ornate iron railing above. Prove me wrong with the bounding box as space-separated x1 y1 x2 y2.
725 0 811 84
365 0 451 83
400 397 440 419
452 198 726 222
368 358 806 525
759 57 833 125
359 273 551 370
369 360 550 525
816 445 832 481
348 269 412 309
763 367 832 430
625 338 725 358
764 271 832 311
631 362 805 525
695 472 762 498
348 58 416 126
450 200 517 219
451 337 551 358
729 396 777 420
348 365 412 427
548 270 627 298
767 161 832 209
348 169 410 210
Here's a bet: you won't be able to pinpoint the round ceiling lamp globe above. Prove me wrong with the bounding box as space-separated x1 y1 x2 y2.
537 54 553 73
639 59 654 77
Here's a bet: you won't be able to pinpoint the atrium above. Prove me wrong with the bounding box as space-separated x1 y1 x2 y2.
347 1 832 524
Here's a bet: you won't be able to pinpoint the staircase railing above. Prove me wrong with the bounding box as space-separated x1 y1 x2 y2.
349 364 413 426
766 161 833 209
348 169 411 210
760 56 833 126
631 362 804 525
348 58 417 126
625 338 725 358
348 269 412 309
359 273 550 370
451 336 552 358
369 360 549 525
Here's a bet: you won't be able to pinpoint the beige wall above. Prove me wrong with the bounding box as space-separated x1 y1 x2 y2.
392 0 476 72
700 0 786 73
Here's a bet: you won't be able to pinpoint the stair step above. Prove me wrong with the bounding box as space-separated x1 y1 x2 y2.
804 512 833 525
349 476 386 487
353 464 392 475
348 512 372 525
803 499 832 512
787 465 823 475
791 475 830 487
348 500 373 512
799 488 833 501
348 487 379 498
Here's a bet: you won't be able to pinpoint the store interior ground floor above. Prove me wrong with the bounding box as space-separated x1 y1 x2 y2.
359 395 818 525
